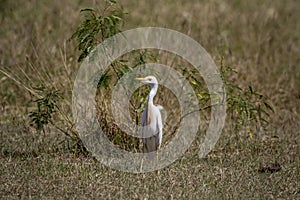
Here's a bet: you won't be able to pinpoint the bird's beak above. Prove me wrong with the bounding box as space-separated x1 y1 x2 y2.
135 77 147 81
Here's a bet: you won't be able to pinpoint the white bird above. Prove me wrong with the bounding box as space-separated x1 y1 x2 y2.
135 76 163 157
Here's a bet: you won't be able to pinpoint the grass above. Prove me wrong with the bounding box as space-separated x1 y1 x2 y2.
0 0 299 199
1 124 298 199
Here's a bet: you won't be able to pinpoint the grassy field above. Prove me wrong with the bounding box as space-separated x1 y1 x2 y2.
1 0 299 199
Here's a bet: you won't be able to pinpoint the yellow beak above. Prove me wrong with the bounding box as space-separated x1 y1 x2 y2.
135 77 147 81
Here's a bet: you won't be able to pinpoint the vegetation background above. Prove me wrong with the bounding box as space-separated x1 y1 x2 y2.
0 0 299 199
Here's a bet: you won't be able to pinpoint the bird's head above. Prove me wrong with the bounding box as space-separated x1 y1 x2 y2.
135 75 158 86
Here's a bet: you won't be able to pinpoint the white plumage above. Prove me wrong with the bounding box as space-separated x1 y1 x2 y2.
136 76 163 155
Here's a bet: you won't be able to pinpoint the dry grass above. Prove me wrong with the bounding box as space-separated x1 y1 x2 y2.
0 0 299 199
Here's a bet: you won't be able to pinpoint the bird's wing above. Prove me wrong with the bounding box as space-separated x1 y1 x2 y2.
156 109 163 148
156 105 164 110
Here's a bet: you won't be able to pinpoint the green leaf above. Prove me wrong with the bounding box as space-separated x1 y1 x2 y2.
111 15 122 21
249 85 254 94
80 8 96 13
264 102 274 113
106 0 117 4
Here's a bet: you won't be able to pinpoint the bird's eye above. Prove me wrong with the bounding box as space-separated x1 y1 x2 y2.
148 78 152 81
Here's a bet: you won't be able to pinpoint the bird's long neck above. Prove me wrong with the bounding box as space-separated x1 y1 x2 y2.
147 84 158 106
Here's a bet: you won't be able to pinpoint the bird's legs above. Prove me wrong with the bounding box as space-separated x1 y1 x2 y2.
140 157 144 172
156 152 160 175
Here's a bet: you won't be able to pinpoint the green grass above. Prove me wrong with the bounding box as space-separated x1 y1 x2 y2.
0 0 299 199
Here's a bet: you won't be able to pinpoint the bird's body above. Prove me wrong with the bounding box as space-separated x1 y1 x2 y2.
136 76 163 155
141 103 163 153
